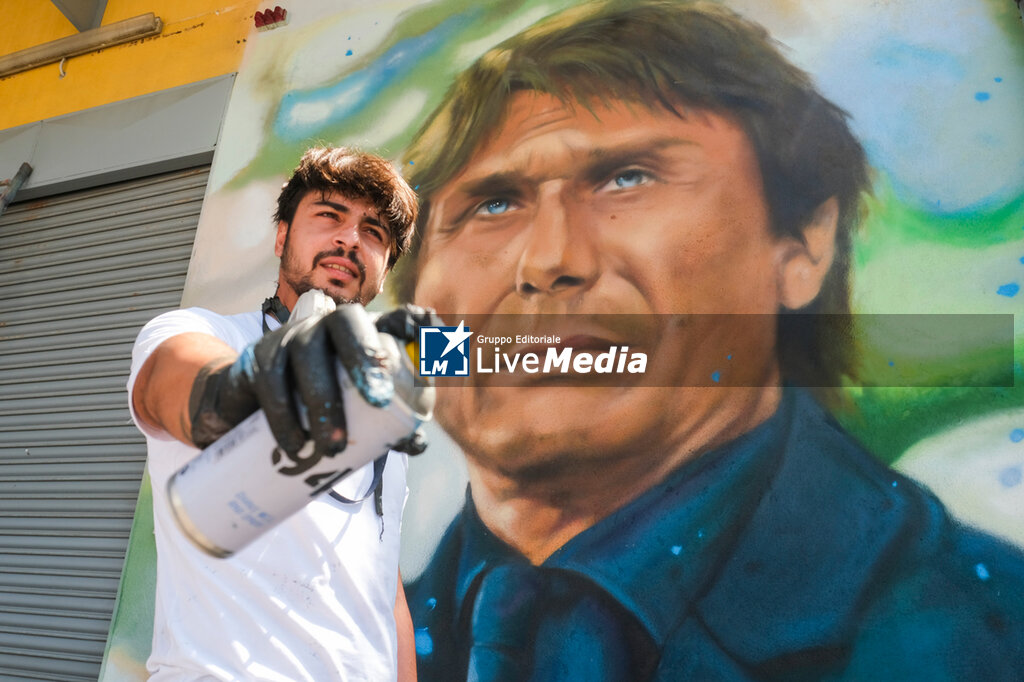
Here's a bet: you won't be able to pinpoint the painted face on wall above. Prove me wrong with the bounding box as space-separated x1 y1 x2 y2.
413 92 831 479
274 190 392 308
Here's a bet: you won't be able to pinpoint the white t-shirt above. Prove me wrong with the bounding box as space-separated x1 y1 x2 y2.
127 308 408 682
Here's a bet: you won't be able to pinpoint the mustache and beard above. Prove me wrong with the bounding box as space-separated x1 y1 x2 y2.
279 244 369 305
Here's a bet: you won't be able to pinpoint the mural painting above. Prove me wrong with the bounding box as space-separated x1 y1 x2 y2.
103 0 1024 679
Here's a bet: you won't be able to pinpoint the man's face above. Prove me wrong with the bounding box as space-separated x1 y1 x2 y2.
413 92 798 477
275 190 391 308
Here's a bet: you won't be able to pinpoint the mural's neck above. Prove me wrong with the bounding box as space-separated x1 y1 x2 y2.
466 385 782 564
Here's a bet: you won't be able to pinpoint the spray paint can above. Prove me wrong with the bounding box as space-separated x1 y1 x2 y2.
166 291 434 558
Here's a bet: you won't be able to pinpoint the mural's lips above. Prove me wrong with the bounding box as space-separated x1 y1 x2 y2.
318 257 360 283
518 334 629 355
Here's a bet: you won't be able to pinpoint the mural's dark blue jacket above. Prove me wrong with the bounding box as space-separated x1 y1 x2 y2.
407 388 1024 681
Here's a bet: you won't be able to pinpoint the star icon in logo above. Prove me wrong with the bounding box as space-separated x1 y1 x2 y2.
439 320 472 358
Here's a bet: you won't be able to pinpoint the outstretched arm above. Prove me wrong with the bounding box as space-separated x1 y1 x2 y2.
132 301 439 456
132 332 237 446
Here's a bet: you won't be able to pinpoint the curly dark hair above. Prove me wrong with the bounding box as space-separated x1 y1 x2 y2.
275 146 418 267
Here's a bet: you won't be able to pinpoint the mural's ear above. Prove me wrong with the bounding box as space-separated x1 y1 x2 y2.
274 220 289 259
777 197 838 310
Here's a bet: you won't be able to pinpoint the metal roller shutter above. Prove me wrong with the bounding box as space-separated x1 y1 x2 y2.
0 166 208 681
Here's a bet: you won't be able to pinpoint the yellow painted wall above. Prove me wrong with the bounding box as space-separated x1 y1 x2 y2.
0 0 261 130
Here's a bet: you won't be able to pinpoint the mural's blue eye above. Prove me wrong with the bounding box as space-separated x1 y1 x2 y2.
613 170 649 188
478 198 511 215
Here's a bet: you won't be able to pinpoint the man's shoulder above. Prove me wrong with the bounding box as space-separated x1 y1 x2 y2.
696 390 1024 675
135 307 262 350
144 306 262 335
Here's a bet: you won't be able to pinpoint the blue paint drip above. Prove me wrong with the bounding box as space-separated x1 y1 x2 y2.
345 49 353 56
414 628 434 656
711 371 720 383
414 185 420 190
994 77 1002 82
671 545 682 556
1010 428 1024 443
1019 256 1024 264
975 91 991 102
426 597 437 610
697 529 705 539
998 466 1022 488
892 480 899 488
726 354 732 360
409 160 415 165
996 283 1020 297
975 563 990 581
888 360 895 367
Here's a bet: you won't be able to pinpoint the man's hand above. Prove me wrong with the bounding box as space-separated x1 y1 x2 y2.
371 304 440 457
188 303 439 459
373 304 440 343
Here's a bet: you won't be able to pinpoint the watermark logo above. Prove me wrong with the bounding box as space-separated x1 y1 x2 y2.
419 320 472 376
413 313 1013 387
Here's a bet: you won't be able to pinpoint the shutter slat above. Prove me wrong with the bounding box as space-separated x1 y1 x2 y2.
0 291 184 329
0 260 189 300
0 245 194 288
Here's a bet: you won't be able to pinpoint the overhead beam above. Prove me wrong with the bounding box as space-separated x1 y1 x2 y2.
50 0 108 32
0 13 161 79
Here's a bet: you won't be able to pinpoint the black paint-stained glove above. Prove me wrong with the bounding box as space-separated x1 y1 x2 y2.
372 304 440 456
187 304 387 458
373 304 439 345
188 303 436 462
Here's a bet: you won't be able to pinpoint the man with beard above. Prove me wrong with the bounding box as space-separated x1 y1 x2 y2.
128 147 424 680
394 2 1024 680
